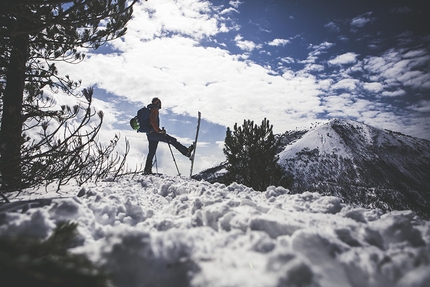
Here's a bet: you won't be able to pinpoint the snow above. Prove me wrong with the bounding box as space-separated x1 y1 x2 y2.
1 174 430 287
279 120 351 162
278 118 412 162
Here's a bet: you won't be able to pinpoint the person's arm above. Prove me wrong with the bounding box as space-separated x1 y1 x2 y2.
149 108 161 133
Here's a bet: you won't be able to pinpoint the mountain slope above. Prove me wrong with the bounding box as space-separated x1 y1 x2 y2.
278 119 430 218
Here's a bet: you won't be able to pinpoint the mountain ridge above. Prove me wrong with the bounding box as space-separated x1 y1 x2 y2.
195 118 430 219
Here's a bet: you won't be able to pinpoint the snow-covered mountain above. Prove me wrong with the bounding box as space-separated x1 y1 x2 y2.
197 119 430 219
279 119 430 219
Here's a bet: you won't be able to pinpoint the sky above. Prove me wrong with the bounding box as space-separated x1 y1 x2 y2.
2 174 430 286
54 0 430 176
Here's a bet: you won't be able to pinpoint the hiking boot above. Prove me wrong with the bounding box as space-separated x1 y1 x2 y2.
186 144 195 158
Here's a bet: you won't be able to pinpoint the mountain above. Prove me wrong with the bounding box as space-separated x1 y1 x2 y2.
278 118 430 218
196 119 430 219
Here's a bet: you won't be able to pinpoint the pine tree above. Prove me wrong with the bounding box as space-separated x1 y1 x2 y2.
223 118 292 191
0 0 137 192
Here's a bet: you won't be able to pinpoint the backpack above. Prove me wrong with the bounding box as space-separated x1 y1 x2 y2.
130 116 139 130
130 106 151 133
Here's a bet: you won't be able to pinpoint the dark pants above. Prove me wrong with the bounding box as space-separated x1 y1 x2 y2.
144 132 188 172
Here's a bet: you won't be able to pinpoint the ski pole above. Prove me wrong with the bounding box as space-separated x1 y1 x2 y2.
168 143 181 176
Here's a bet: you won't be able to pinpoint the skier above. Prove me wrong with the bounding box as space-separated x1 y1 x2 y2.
143 97 194 174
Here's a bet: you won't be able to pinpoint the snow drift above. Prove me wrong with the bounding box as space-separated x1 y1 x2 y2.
1 175 429 287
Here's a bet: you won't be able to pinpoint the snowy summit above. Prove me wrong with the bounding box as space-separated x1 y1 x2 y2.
1 174 429 287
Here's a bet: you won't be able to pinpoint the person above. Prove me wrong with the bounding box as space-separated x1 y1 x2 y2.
143 97 194 174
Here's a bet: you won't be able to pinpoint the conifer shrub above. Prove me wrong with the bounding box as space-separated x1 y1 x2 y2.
223 118 293 191
0 222 110 287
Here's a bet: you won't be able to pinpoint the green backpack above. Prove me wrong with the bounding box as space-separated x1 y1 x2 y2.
130 116 139 130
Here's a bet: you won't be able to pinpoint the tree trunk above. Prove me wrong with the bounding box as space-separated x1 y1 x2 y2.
0 32 29 191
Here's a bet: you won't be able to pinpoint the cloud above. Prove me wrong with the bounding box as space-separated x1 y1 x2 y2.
120 0 232 42
280 57 295 64
397 70 430 89
408 100 430 113
234 34 262 51
60 40 321 138
328 52 358 65
403 49 428 58
363 48 430 89
229 0 242 9
300 42 334 65
304 64 325 72
267 38 289 46
312 41 334 52
362 82 384 93
381 89 406 97
331 79 359 91
337 35 349 42
220 7 239 15
322 93 365 119
350 12 374 28
324 22 340 32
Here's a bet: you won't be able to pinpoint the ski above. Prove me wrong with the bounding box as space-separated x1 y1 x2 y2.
189 111 201 178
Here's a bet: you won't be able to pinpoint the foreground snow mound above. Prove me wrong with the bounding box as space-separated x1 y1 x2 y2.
1 175 429 287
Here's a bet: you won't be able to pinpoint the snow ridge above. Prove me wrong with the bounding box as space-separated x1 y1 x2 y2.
279 120 353 160
1 175 430 287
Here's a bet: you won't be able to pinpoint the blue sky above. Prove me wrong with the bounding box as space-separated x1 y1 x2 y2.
54 0 430 175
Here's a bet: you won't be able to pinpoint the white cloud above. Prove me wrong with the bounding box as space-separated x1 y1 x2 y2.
124 0 223 41
328 52 358 65
300 42 334 65
304 64 325 72
351 12 374 28
268 38 289 46
403 49 427 58
229 0 242 9
337 35 349 42
362 82 384 93
280 57 295 64
397 70 430 89
381 89 406 97
311 41 334 53
220 7 239 15
363 49 430 90
331 79 359 91
408 100 430 113
234 34 262 51
324 22 339 32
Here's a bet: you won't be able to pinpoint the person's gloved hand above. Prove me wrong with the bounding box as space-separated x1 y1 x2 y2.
160 127 166 134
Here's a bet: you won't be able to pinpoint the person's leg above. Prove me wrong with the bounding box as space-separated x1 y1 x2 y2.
163 134 189 155
147 132 193 157
144 138 158 174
